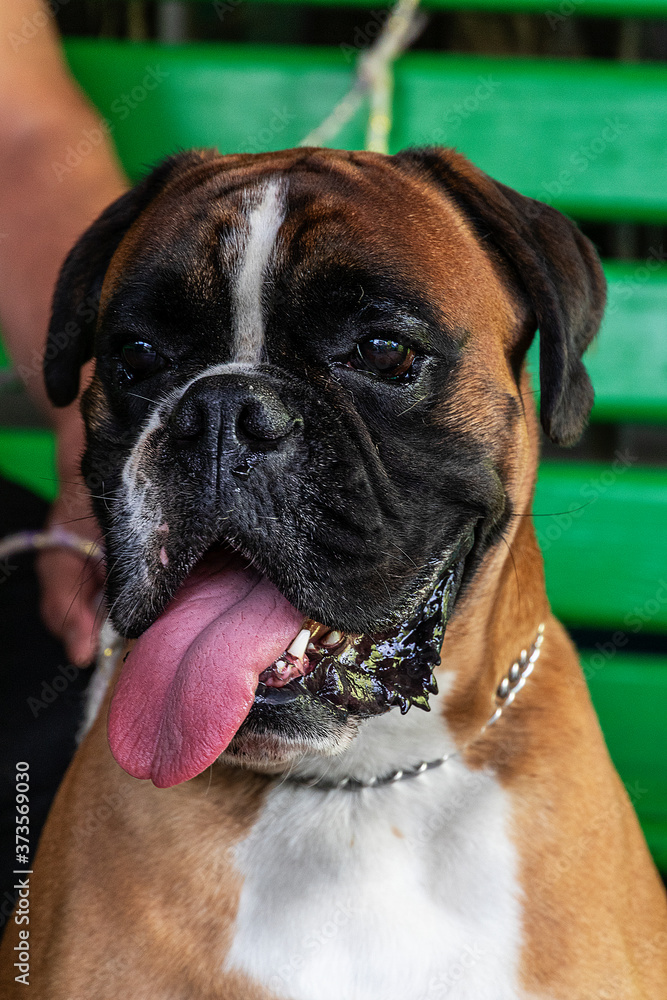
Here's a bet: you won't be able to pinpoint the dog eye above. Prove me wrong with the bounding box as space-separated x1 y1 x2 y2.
349 339 416 379
121 341 166 379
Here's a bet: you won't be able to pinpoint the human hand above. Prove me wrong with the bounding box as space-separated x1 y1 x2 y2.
37 412 106 666
0 1 126 662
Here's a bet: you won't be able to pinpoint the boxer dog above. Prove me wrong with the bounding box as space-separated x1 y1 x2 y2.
2 147 666 998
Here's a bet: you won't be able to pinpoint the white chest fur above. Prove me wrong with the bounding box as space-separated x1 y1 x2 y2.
224 696 526 1000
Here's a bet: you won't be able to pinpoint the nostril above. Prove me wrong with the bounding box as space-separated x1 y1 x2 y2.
171 400 205 443
236 400 296 443
169 379 301 455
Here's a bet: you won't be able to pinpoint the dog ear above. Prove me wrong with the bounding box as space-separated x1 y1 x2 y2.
44 149 218 407
394 148 607 446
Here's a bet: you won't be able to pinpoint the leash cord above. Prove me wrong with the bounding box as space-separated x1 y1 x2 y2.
0 0 423 627
0 0 425 493
299 0 425 155
0 528 102 562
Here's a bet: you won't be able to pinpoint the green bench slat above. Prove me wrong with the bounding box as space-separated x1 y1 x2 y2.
63 41 667 222
3 264 666 425
6 263 667 424
3 44 666 635
2 441 664 635
0 435 665 873
392 54 667 221
526 263 667 424
63 41 368 176
584 652 667 872
585 263 667 424
2 32 666 874
161 0 667 18
0 430 56 503
535 462 667 633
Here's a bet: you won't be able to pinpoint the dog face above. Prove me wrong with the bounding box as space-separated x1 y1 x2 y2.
45 147 605 786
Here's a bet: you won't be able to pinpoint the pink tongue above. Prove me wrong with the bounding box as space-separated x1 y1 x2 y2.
108 551 304 788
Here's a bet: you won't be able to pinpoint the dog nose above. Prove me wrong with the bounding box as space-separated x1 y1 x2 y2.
170 374 299 454
236 395 295 443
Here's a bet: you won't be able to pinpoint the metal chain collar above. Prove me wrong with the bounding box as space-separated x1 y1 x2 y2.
287 623 545 791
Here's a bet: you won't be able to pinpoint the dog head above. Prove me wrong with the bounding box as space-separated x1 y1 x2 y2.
45 147 605 786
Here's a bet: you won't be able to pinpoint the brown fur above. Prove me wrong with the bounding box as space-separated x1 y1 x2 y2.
438 370 667 995
1 665 276 999
3 147 665 997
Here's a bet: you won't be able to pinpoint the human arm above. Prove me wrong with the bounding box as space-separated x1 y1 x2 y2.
0 0 127 663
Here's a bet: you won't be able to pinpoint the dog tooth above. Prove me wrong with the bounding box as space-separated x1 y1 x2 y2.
274 658 289 675
286 628 311 662
320 630 343 648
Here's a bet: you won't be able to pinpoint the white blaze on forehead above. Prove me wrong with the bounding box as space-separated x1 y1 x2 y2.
232 177 287 364
117 177 287 596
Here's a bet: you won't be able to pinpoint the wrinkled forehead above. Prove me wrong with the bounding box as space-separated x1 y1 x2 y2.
100 154 519 338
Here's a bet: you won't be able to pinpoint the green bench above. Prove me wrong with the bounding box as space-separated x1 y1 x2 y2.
1 8 665 867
